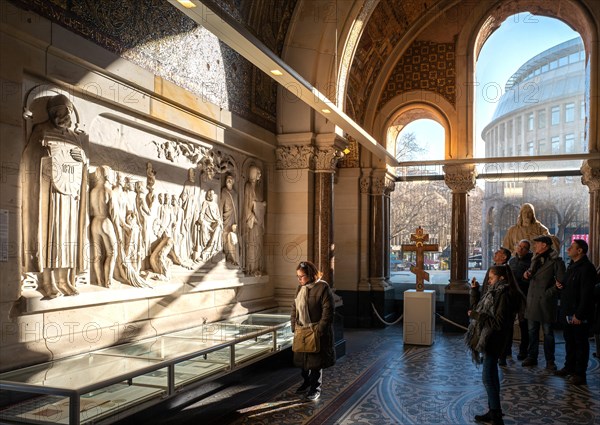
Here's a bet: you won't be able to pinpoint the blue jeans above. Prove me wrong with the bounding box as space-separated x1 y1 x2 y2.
482 353 501 410
527 320 555 362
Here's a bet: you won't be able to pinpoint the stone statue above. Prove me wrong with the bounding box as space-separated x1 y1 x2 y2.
180 168 199 260
197 189 223 261
502 203 559 254
224 223 240 266
21 94 88 298
220 174 239 265
242 165 266 276
89 165 118 288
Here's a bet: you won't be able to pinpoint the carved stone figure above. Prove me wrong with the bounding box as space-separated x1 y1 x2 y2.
197 189 223 261
220 174 239 265
225 223 240 266
502 203 559 254
242 165 266 276
180 168 199 260
89 165 118 288
21 94 88 298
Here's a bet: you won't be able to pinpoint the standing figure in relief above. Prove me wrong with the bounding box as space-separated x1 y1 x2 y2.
242 165 266 276
89 165 118 288
180 168 199 260
21 94 88 298
197 189 223 261
134 181 151 263
502 203 559 254
220 174 239 265
225 223 240 266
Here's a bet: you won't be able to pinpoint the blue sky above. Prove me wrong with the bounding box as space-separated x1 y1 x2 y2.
400 12 580 159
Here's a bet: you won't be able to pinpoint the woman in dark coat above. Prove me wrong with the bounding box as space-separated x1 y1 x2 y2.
593 265 600 358
466 265 526 425
290 260 335 401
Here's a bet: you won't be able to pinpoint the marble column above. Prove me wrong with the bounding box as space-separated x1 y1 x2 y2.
369 170 389 289
313 134 345 286
581 160 600 265
442 164 477 332
383 177 395 281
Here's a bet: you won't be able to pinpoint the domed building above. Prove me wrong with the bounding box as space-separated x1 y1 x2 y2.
481 37 589 264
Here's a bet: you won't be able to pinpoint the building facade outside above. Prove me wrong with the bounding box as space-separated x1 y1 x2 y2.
481 38 590 267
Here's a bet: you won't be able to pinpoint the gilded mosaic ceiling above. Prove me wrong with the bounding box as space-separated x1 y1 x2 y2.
346 0 452 125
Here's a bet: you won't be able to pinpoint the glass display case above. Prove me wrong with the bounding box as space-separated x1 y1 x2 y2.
0 310 291 425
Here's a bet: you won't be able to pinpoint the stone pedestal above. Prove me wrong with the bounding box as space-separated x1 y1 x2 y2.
403 289 435 345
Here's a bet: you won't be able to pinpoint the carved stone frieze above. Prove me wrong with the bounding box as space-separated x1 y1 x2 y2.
275 145 314 170
443 164 477 193
581 160 600 192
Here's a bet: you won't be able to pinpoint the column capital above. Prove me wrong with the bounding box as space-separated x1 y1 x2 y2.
384 174 396 195
275 144 314 170
443 164 477 193
371 175 386 195
581 160 600 192
314 146 342 172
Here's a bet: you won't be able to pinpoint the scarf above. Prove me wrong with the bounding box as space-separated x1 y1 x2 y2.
295 281 317 326
465 280 508 364
529 248 552 276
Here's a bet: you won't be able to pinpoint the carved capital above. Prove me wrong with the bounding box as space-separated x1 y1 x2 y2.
581 160 600 192
371 176 386 195
443 164 477 193
359 176 370 194
384 175 396 195
275 145 314 169
314 146 342 172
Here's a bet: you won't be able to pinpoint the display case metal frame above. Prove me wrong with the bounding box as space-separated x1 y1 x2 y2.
0 311 292 425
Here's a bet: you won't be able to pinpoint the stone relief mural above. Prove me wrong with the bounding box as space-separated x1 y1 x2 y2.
20 88 266 299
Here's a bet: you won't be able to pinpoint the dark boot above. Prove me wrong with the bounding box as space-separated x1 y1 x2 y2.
490 409 505 425
474 410 491 422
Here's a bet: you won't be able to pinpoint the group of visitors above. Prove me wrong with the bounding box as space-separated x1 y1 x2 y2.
466 203 600 425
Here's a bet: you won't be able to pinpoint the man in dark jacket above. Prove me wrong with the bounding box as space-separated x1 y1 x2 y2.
508 239 533 360
553 239 597 385
522 236 565 371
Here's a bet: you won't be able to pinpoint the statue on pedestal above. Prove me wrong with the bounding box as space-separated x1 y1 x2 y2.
21 94 88 298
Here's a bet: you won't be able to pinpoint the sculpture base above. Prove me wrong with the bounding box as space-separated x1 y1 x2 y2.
403 290 435 345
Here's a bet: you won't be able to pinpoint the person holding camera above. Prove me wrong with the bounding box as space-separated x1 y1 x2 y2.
467 265 526 425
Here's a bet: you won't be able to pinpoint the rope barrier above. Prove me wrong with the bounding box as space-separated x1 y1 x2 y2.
370 302 468 331
371 303 403 326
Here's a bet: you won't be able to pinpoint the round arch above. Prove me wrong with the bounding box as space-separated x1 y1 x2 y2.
373 90 457 160
455 0 599 157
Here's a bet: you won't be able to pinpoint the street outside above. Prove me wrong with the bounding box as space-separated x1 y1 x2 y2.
389 269 488 301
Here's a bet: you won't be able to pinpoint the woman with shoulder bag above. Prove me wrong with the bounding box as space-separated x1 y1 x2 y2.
291 260 336 401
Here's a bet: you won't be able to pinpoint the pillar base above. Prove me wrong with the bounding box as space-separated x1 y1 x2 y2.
443 283 470 332
336 286 397 328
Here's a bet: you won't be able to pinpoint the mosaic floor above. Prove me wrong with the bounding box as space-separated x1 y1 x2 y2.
124 325 600 425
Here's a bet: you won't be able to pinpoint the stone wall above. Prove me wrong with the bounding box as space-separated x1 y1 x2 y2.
0 3 277 372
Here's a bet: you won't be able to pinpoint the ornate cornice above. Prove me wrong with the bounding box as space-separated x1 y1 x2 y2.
275 145 314 170
581 160 600 192
443 164 477 193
